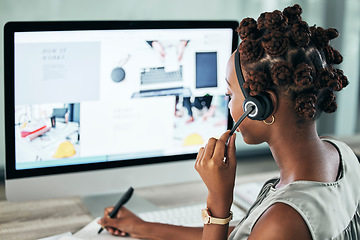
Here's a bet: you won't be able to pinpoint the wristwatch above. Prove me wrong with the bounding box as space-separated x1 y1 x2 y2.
201 208 233 225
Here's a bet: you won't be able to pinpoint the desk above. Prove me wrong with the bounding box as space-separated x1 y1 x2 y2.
0 171 279 240
0 197 92 240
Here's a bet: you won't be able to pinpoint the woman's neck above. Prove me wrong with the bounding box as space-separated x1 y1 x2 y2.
268 123 339 188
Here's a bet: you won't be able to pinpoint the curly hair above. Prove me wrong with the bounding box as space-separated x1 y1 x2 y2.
236 4 349 121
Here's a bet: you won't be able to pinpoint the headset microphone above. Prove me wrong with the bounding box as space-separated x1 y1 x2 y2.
230 104 255 135
226 103 255 145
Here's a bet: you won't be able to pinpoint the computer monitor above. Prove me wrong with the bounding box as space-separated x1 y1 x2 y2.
4 21 238 203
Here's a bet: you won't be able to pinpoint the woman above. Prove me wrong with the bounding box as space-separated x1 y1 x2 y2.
99 4 360 239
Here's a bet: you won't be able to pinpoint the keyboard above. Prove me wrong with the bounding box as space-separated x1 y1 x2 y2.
140 66 183 85
138 203 245 227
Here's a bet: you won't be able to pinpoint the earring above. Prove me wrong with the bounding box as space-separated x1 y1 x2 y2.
263 115 275 125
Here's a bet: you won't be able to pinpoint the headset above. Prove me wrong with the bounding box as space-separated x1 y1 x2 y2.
234 49 274 121
227 49 275 147
227 49 275 141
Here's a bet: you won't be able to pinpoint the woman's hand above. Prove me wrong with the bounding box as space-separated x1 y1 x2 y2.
98 207 147 238
98 207 205 240
195 131 237 216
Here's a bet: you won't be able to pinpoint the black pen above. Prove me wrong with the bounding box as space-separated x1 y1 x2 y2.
98 187 134 234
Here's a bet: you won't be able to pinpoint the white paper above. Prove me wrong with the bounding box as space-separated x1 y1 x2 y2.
38 232 72 240
57 218 137 240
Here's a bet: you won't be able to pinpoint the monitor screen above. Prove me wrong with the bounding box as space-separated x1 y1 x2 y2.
4 21 238 201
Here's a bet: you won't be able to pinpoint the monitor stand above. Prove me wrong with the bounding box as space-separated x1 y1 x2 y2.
82 191 159 218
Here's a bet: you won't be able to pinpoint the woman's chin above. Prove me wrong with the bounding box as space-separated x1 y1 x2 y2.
241 134 264 145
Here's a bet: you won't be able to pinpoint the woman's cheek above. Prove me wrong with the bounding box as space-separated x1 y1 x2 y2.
227 100 232 112
231 105 243 123
228 101 236 120
229 107 238 123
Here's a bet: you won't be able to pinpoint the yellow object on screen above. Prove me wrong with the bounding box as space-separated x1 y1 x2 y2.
53 141 76 158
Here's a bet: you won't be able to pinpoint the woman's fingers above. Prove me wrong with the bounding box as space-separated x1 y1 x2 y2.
195 146 205 171
104 207 114 216
196 146 205 162
203 138 217 160
226 133 236 157
196 131 237 172
99 216 122 230
225 133 237 168
213 131 231 163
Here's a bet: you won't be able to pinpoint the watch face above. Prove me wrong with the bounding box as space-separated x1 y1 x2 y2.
201 209 210 224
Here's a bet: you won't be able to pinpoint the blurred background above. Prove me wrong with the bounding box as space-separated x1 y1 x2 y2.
1 0 359 176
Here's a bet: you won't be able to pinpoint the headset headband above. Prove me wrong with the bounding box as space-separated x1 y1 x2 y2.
234 49 249 98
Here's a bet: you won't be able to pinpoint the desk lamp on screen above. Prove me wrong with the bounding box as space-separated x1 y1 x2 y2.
4 21 238 214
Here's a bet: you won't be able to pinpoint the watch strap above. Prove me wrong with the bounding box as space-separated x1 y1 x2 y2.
202 208 233 225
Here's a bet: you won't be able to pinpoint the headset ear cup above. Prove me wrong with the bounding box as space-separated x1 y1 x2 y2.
244 93 274 121
257 93 274 120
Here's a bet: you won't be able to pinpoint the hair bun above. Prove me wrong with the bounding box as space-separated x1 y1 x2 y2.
334 69 349 89
257 13 266 31
332 49 343 64
262 31 288 56
294 93 317 119
271 61 293 87
324 45 343 64
311 27 340 50
311 27 329 49
264 10 288 31
292 21 310 47
293 63 314 89
326 28 339 40
319 89 337 113
239 39 264 62
316 68 342 91
283 4 303 23
237 18 259 40
243 70 268 96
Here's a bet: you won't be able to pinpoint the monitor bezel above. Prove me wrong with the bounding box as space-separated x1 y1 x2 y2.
4 20 239 180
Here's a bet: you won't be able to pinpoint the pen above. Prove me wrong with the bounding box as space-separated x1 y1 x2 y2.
98 187 134 234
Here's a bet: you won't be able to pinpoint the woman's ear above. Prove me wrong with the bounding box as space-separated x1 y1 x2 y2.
266 90 278 116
